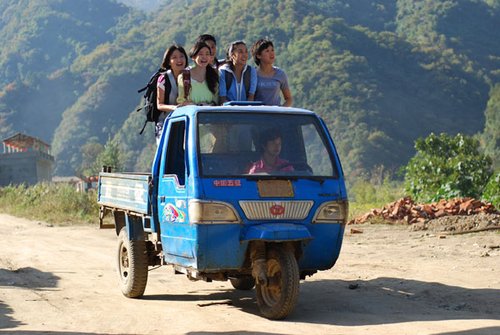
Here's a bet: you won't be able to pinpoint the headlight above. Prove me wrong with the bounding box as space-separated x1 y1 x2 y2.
313 201 348 224
188 200 241 224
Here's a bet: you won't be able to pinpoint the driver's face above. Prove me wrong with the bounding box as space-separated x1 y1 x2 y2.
265 137 282 157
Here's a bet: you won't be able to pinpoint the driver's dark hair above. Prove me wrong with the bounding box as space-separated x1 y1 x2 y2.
259 127 282 152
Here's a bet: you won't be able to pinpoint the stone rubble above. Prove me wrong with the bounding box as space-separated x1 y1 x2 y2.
348 197 498 225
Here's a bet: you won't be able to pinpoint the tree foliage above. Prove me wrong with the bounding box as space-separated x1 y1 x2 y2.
482 172 500 208
404 133 493 202
480 84 500 169
0 0 499 179
95 139 124 173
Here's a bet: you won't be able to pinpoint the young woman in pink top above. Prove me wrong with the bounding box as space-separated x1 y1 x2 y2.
248 128 294 174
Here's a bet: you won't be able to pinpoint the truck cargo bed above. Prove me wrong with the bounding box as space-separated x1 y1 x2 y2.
97 172 151 215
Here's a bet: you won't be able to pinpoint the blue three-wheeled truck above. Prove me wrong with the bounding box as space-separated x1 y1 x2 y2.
98 103 348 319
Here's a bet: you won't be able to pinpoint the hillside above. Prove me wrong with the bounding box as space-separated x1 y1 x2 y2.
0 0 142 144
0 0 499 177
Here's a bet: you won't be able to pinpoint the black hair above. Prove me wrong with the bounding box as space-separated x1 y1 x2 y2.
259 127 282 152
196 34 217 45
161 44 188 70
251 38 274 66
225 40 246 65
189 41 219 95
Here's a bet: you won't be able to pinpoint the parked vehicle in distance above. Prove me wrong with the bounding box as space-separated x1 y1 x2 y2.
98 102 348 319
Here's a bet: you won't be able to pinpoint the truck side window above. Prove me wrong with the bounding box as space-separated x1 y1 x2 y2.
165 121 186 185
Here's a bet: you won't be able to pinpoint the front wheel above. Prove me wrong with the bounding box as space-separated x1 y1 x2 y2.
256 247 300 320
116 227 148 298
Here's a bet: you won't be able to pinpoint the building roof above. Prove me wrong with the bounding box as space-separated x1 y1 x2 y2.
2 133 50 151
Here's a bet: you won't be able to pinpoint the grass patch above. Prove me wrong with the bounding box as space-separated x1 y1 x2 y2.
348 179 405 221
0 178 407 225
0 183 99 225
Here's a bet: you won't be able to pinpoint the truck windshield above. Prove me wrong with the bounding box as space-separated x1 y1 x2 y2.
197 112 339 178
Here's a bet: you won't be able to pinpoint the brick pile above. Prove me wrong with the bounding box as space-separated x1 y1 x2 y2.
348 197 498 225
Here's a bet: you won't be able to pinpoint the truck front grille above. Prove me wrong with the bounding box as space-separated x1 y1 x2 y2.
239 200 313 220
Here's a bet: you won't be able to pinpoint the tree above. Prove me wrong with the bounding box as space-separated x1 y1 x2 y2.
404 133 492 202
95 140 124 173
482 172 500 208
78 138 104 177
481 84 500 169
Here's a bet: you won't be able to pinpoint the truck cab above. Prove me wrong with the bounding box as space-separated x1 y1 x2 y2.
98 103 348 319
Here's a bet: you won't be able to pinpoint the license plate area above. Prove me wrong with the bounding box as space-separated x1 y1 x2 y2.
257 180 294 197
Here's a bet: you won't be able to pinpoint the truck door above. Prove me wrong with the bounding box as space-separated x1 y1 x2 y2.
157 119 194 267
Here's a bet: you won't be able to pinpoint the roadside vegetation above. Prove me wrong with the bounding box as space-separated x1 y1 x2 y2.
0 183 99 225
0 132 497 225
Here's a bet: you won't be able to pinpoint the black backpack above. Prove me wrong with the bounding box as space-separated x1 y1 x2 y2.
224 67 252 99
137 69 171 134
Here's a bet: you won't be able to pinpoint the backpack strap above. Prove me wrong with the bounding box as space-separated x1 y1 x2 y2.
224 70 233 93
243 67 251 97
182 68 191 100
164 70 175 104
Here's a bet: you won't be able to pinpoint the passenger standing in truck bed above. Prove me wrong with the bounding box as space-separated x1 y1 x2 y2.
156 44 188 143
219 40 257 103
177 41 219 106
251 38 293 107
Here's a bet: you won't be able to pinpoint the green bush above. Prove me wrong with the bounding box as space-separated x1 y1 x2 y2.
404 133 493 202
482 172 500 209
0 183 99 225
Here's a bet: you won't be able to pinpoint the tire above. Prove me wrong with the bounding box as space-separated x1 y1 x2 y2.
230 276 256 291
255 247 300 320
116 227 148 298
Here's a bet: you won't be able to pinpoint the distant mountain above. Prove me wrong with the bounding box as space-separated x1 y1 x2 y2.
1 0 499 178
117 0 164 12
0 0 143 145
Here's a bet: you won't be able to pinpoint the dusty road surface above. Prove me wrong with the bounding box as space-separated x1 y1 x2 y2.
0 213 499 335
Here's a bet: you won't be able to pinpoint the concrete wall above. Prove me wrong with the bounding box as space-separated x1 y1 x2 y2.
0 151 54 186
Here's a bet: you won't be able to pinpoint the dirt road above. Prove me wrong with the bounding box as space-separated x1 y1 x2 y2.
1 213 499 335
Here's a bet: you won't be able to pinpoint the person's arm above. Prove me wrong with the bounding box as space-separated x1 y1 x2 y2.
281 87 293 107
280 70 293 107
248 67 257 101
157 86 177 113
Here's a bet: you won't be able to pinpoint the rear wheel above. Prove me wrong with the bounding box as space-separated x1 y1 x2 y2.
230 276 256 290
116 227 148 298
255 247 300 320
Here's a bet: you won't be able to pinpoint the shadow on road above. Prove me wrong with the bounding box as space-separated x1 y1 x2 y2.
187 330 499 335
187 332 287 335
0 267 60 290
0 300 23 330
292 277 499 326
0 267 61 330
144 276 500 326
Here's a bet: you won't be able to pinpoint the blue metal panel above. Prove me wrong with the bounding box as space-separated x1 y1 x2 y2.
298 224 345 270
97 173 150 214
242 223 313 241
196 224 247 270
199 177 343 222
